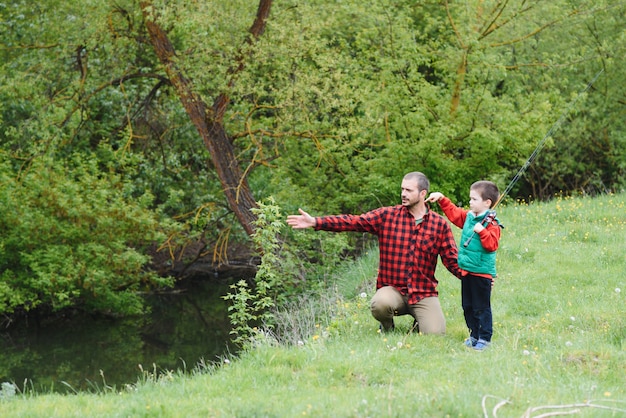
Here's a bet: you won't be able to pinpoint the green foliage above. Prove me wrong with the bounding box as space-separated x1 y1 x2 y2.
252 0 625 213
0 0 225 220
3 0 625 213
0 150 174 316
223 198 283 347
222 279 260 347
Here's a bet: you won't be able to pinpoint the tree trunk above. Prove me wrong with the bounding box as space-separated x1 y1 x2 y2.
140 0 273 236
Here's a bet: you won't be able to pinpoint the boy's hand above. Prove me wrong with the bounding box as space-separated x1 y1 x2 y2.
473 223 485 233
426 192 444 203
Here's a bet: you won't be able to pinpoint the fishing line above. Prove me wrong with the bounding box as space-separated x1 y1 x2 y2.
493 69 604 209
463 69 604 247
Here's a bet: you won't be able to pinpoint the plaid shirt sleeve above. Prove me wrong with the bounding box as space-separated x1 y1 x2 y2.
316 206 461 305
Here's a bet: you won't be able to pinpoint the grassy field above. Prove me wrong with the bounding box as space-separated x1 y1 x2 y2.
1 193 625 417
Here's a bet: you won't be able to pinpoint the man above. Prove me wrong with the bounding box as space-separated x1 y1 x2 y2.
286 172 462 334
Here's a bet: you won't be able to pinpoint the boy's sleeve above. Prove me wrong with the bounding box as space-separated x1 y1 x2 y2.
478 222 501 252
438 197 467 229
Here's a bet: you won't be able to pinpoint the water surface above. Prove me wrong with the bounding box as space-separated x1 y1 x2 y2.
1 278 236 393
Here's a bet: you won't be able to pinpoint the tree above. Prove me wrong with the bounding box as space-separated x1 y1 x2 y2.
139 0 274 236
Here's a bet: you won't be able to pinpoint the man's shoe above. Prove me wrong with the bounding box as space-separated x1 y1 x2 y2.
463 337 477 347
473 339 491 351
378 320 395 332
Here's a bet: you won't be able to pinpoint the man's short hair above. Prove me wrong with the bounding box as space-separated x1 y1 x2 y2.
404 172 430 192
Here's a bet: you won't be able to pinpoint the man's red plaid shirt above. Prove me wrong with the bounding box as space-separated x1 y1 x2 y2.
315 205 461 305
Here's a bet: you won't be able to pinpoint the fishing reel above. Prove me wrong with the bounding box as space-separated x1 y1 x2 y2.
484 210 497 224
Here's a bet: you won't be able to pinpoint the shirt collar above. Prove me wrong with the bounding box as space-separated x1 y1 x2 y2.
472 210 489 220
403 205 429 224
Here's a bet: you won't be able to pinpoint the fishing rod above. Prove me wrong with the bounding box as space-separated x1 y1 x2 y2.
463 69 604 247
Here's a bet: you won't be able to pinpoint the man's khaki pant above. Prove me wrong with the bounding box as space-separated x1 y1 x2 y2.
370 286 446 334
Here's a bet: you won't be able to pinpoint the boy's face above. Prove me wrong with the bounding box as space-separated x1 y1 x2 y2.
469 189 491 216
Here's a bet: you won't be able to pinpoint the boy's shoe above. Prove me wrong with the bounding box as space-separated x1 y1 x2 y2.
473 339 491 351
463 337 477 348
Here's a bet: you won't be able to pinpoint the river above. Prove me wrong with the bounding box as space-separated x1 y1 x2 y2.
0 277 237 393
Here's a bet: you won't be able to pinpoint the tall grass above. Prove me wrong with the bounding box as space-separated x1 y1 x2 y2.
1 193 625 417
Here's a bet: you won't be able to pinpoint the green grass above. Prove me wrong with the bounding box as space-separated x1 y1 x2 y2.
1 193 625 417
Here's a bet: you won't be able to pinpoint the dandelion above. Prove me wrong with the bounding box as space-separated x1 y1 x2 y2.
297 340 304 346
523 350 531 356
616 288 621 293
570 316 576 321
312 335 320 341
565 341 573 347
604 392 612 397
360 292 367 298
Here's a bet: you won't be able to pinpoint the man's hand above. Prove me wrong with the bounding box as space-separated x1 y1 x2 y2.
286 208 316 229
426 192 444 203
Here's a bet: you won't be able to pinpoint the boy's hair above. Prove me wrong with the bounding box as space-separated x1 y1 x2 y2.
471 181 500 208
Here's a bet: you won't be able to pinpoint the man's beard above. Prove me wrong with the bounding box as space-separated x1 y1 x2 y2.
402 197 421 208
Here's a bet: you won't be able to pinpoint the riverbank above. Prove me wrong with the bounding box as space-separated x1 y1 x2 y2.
1 193 625 417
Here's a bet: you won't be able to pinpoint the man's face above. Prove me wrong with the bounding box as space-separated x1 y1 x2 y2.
401 178 423 208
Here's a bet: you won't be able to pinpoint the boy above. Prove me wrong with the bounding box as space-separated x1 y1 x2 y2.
426 181 503 351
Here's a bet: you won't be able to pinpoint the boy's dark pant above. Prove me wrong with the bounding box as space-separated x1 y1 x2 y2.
462 274 493 342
